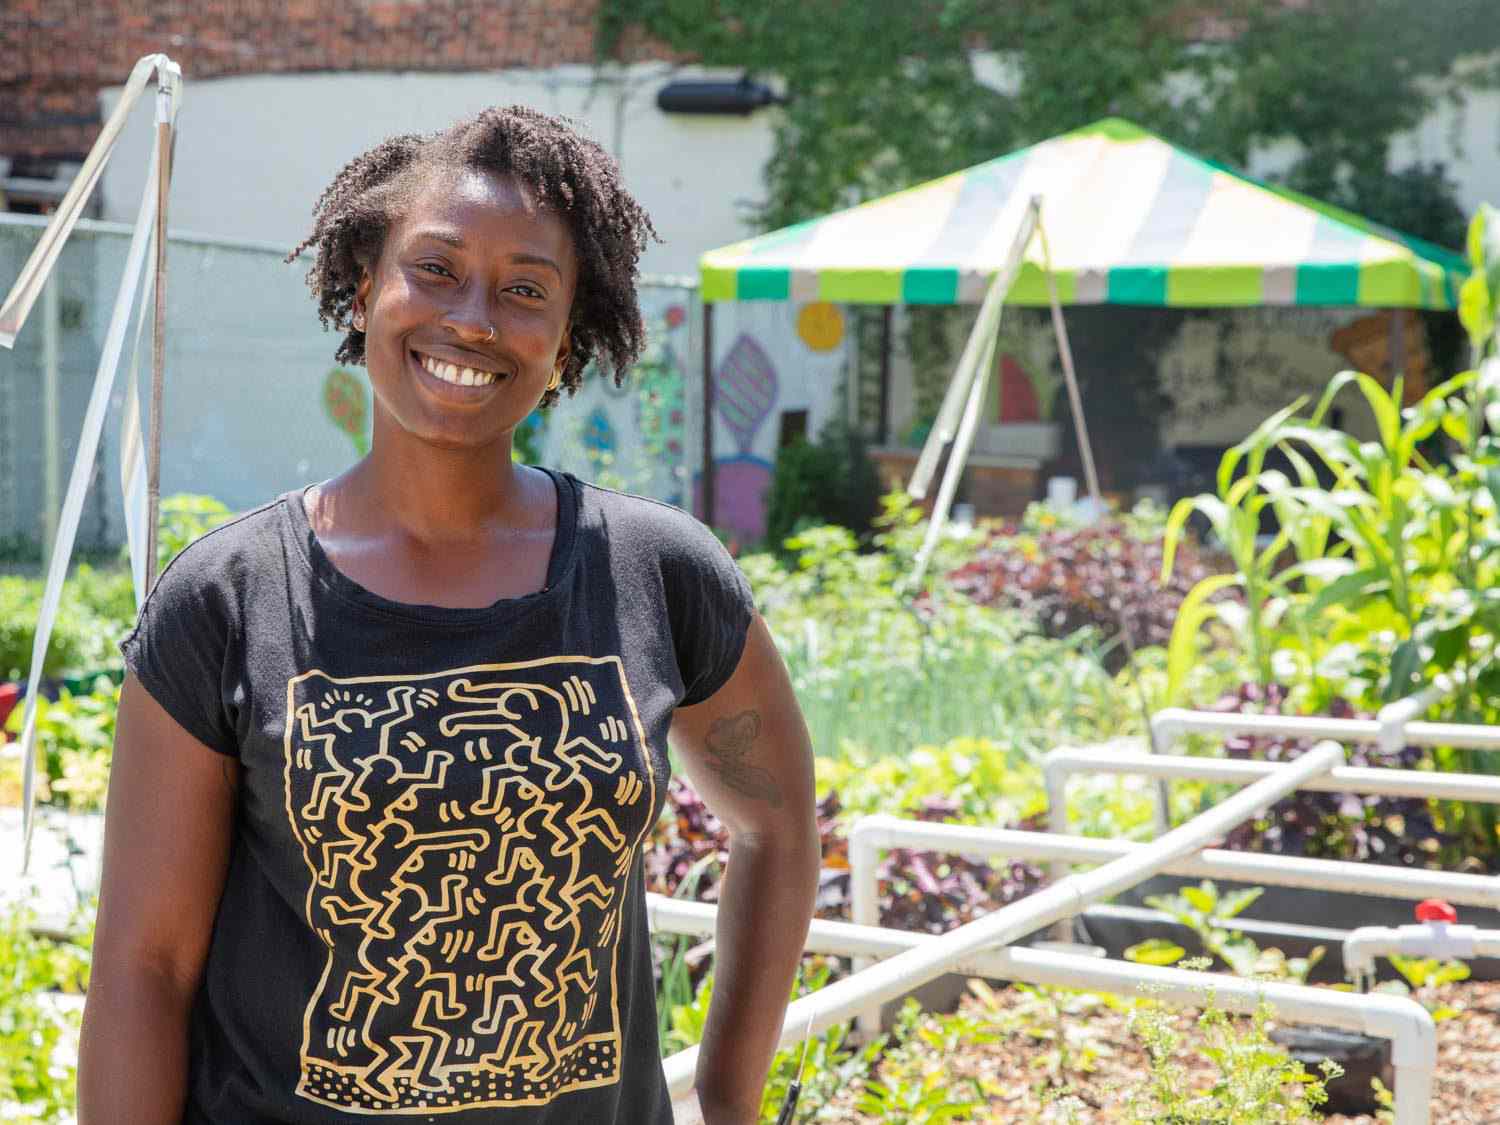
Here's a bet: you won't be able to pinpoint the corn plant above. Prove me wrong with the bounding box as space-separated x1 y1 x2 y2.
1160 211 1500 858
1161 399 1312 698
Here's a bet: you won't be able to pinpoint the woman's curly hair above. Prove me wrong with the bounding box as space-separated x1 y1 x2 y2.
287 106 657 409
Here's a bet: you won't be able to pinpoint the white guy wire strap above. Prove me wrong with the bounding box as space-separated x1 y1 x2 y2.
649 897 1437 1125
0 55 178 346
907 289 1002 586
664 740 1345 1090
908 196 1042 501
3 55 183 868
907 200 1040 586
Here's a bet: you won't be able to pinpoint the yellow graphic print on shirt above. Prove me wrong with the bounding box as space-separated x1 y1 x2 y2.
282 657 656 1115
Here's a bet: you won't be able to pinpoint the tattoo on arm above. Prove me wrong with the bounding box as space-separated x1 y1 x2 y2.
703 710 783 808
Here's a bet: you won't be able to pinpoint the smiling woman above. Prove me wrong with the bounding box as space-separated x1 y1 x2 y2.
77 107 819 1125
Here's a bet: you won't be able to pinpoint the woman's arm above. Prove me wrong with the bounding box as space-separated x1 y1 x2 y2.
77 674 240 1125
668 613 819 1125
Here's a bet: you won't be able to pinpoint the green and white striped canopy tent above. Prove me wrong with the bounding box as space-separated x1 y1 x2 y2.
699 118 1466 310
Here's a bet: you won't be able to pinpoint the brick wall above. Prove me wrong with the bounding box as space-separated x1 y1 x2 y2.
1 1 674 161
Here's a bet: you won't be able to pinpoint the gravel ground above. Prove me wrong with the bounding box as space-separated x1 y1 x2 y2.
816 979 1500 1124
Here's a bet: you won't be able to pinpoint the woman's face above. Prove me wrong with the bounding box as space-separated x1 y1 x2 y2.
354 168 579 452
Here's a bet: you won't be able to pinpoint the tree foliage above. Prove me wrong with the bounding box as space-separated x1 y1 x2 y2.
600 0 1499 245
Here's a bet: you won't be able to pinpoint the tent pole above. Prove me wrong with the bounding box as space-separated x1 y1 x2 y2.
1036 218 1101 506
878 305 893 445
41 272 60 571
1038 211 1167 856
701 301 715 527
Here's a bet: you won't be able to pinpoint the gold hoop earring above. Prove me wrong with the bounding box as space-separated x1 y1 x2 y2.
547 366 563 393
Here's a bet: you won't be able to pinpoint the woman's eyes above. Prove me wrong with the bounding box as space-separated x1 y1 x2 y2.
413 265 543 300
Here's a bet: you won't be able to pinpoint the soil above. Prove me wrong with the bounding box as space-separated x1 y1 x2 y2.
815 980 1500 1124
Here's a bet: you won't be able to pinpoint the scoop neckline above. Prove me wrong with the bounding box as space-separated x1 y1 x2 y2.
282 467 578 626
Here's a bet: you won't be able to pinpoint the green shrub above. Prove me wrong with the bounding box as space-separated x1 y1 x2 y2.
1126 881 1324 985
0 572 132 683
746 501 1128 758
3 680 118 813
156 493 233 572
762 414 883 551
0 492 231 684
1122 994 1339 1124
663 961 883 1121
0 902 91 1123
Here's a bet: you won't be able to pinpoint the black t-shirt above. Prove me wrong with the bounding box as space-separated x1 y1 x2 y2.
121 470 753 1124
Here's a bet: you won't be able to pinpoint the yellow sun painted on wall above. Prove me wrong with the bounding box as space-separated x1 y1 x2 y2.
796 302 844 352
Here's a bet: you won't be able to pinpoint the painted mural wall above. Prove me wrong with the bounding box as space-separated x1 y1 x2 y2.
531 283 694 507
879 302 1438 503
883 306 1063 468
1157 307 1430 450
692 300 850 544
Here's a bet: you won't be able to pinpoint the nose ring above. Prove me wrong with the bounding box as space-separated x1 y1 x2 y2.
484 324 495 343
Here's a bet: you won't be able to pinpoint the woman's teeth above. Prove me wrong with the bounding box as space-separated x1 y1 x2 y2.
419 353 499 387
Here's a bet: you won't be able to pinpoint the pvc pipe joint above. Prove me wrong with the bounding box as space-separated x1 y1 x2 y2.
1149 707 1190 752
1345 922 1500 979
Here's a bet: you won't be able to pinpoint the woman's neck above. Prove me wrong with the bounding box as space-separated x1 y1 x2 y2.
334 420 541 545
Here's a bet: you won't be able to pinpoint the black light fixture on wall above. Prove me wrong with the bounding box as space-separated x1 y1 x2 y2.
656 76 783 115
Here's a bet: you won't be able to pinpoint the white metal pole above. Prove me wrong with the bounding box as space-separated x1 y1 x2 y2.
144 74 174 588
40 272 60 567
849 824 883 1037
0 55 172 347
908 266 1009 500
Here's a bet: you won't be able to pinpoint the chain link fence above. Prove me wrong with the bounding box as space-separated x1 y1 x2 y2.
0 214 698 555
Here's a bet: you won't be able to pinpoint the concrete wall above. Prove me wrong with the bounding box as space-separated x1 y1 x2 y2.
53 61 1499 541
99 65 776 278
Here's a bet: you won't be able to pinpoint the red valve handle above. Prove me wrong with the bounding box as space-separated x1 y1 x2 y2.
1415 899 1457 923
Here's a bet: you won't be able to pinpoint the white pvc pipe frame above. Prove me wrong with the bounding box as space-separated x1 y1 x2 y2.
849 750 1500 1064
651 896 1436 1125
1046 706 1500 938
1141 683 1453 834
661 744 1389 1113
